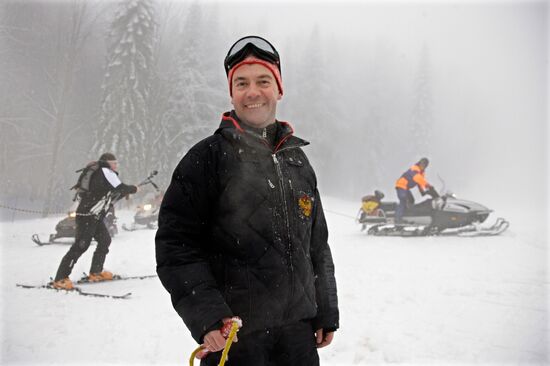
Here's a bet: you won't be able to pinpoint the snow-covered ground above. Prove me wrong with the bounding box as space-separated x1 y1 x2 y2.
1 197 548 365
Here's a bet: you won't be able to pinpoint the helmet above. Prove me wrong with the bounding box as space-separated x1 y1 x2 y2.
418 157 429 168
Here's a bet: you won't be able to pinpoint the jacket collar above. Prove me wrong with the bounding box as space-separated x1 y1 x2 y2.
216 111 309 152
411 164 424 174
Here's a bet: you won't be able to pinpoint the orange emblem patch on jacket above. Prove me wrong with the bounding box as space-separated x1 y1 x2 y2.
298 194 313 218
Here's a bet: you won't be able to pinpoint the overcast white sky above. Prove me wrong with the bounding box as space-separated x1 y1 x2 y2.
1 0 547 223
211 1 548 212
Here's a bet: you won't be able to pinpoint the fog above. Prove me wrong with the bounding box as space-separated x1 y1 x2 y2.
0 0 547 226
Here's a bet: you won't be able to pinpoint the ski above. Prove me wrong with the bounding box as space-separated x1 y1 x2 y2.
16 283 132 299
76 273 157 284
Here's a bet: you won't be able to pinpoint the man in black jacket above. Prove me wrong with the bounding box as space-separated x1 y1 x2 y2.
52 152 138 290
155 36 339 366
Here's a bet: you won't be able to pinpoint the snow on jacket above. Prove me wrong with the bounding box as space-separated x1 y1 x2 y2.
77 161 137 214
155 111 339 343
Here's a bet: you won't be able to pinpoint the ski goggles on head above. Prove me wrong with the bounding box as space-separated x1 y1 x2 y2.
224 36 280 75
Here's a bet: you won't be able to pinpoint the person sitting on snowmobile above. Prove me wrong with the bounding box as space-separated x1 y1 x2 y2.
358 190 385 231
51 152 138 290
359 190 384 219
394 157 438 224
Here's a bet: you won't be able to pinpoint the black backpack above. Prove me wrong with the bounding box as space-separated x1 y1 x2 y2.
71 161 101 200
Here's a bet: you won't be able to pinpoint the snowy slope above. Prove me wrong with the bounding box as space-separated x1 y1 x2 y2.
1 197 548 365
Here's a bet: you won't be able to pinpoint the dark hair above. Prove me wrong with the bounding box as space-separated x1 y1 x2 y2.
99 152 116 161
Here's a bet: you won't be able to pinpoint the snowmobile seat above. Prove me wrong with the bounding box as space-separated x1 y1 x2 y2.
405 199 434 216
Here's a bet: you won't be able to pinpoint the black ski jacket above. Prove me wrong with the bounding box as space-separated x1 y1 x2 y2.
77 161 137 215
156 112 339 343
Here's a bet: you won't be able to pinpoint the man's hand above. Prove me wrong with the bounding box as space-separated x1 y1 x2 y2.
315 328 334 348
202 329 227 353
202 318 239 353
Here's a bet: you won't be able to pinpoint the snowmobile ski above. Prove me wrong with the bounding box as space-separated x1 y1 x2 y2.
16 283 132 299
441 217 510 237
122 222 157 232
31 234 49 246
367 217 510 237
121 223 136 231
31 234 75 246
76 273 157 284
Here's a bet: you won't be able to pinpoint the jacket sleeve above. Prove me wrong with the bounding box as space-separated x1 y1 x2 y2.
113 183 137 196
99 167 137 196
155 146 233 343
413 172 430 191
309 189 339 332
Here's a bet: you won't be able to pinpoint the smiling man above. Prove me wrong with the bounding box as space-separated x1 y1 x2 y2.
155 36 339 366
229 58 282 128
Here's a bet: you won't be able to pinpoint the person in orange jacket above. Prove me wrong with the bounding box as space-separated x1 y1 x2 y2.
394 157 437 224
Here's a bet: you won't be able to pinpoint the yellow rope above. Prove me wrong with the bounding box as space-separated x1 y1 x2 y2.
189 346 203 366
218 321 239 366
188 320 240 366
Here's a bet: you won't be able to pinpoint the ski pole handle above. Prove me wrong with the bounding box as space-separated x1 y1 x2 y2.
136 170 159 187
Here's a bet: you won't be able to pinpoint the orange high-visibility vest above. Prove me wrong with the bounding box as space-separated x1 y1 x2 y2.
395 164 430 191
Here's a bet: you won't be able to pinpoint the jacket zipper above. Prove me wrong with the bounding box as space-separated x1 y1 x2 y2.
272 153 294 318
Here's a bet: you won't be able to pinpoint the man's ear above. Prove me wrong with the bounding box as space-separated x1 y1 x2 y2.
277 93 282 101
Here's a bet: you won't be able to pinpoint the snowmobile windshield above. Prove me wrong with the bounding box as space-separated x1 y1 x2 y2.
224 36 280 75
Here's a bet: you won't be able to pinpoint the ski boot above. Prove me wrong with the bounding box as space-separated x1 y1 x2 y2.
50 277 74 290
87 271 114 282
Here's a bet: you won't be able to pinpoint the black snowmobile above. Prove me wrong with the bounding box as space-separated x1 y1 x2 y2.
122 174 162 232
357 191 509 237
31 205 118 246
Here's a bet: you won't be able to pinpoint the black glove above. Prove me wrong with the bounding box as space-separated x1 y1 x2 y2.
426 186 439 198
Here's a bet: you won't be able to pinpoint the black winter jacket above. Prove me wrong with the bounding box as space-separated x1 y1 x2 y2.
77 161 137 215
155 112 339 343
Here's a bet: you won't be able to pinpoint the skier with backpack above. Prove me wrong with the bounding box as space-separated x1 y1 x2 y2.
51 152 138 290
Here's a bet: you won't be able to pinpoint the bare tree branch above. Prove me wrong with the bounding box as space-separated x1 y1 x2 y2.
22 92 56 123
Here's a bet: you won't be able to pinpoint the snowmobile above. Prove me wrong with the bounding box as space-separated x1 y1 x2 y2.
357 191 509 237
31 205 118 246
121 193 162 231
122 177 162 232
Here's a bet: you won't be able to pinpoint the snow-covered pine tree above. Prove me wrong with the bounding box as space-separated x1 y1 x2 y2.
157 2 220 188
350 39 392 195
93 0 157 184
283 27 336 182
409 44 434 158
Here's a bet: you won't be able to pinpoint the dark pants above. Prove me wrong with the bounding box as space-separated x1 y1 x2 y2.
54 215 112 281
201 321 320 366
395 188 414 224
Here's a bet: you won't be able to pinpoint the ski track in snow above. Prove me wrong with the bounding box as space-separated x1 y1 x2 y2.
1 197 548 365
